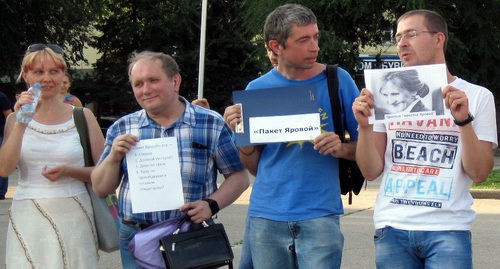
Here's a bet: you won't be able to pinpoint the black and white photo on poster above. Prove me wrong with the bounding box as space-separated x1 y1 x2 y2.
364 64 449 124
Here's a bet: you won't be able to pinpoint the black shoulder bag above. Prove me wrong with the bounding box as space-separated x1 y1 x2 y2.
161 216 234 269
326 65 366 204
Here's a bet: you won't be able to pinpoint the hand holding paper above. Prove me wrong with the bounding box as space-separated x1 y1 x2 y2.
363 64 449 123
232 85 321 146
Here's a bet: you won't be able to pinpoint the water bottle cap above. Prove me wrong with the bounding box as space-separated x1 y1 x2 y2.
33 82 41 90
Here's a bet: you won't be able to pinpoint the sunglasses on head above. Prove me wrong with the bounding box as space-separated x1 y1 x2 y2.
27 44 64 54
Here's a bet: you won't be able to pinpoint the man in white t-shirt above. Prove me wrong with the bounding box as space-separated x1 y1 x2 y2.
353 9 497 269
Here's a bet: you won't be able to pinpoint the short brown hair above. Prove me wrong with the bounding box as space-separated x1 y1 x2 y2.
398 9 448 52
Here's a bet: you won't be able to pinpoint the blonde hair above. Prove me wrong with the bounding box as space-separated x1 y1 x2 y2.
17 48 67 83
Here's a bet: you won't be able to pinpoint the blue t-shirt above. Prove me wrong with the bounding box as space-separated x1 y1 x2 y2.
247 66 360 221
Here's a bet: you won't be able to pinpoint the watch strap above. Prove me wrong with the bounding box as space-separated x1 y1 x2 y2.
202 198 220 215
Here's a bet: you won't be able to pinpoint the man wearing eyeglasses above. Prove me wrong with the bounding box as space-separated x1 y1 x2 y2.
353 9 497 268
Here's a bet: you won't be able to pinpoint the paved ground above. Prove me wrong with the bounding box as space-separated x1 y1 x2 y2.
0 157 499 268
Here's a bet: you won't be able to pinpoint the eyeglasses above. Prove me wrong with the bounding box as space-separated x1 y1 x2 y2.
27 43 64 54
395 30 438 43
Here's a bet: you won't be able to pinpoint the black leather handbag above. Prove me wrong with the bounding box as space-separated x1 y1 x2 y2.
161 220 234 269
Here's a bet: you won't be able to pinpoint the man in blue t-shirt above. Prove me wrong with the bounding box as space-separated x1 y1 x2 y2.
224 4 360 269
0 91 13 199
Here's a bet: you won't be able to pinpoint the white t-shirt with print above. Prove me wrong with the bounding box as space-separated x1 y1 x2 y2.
373 77 497 231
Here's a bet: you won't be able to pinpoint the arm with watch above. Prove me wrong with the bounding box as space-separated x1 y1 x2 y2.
180 168 250 224
201 168 250 216
443 85 494 183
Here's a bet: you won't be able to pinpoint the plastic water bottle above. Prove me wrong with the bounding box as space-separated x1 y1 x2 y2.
16 82 42 123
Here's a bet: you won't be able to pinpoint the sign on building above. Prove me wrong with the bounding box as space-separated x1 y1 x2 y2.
356 55 403 73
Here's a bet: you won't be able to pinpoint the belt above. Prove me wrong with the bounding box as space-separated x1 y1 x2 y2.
121 219 152 230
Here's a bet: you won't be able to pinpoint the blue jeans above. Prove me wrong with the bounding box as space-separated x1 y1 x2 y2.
248 215 343 269
119 222 141 269
0 137 7 197
0 176 8 197
239 216 253 269
374 226 472 269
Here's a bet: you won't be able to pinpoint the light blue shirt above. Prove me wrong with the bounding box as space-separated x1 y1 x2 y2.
98 97 244 224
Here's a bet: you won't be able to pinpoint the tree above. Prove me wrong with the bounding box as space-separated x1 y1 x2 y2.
0 0 102 84
241 0 499 96
90 0 262 115
241 0 394 80
2 1 497 118
389 1 500 100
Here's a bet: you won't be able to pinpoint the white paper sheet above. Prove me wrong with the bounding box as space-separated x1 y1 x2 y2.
249 113 321 143
126 137 184 213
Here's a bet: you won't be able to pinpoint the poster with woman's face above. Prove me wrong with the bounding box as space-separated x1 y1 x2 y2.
364 64 449 124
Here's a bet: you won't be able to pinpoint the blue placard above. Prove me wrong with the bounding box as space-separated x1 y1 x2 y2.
232 84 319 146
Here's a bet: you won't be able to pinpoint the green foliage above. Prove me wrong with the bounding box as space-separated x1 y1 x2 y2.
90 0 262 115
241 0 395 71
396 1 500 104
1 0 499 120
241 0 499 97
0 0 102 83
472 169 500 190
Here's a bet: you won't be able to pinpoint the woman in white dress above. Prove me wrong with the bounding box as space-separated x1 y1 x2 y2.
0 44 105 268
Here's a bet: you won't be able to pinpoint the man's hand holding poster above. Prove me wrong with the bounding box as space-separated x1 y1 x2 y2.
232 85 321 146
364 64 449 123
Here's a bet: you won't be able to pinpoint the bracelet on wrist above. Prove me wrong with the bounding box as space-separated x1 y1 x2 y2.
453 112 474 126
239 146 256 156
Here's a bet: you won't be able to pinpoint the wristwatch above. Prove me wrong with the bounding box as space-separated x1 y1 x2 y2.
202 198 220 215
453 112 474 126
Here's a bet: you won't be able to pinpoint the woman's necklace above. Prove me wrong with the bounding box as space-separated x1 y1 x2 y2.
28 122 76 134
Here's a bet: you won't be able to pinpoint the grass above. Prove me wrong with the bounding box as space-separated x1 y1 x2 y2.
471 169 500 190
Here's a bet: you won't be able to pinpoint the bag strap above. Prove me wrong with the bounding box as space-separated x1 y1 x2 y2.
73 107 94 167
327 64 346 142
326 65 354 203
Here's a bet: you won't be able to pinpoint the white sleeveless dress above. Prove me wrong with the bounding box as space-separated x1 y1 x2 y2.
6 116 99 268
